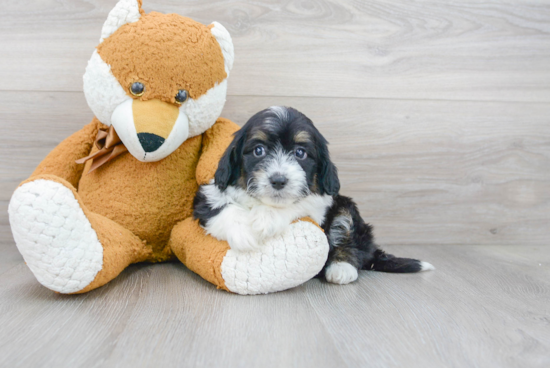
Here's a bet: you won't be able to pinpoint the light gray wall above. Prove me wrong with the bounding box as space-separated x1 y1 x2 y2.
1 0 549 246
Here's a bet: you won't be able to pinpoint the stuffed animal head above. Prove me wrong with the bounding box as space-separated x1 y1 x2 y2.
83 0 234 162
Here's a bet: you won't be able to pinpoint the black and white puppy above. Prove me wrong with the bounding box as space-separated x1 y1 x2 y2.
193 106 434 284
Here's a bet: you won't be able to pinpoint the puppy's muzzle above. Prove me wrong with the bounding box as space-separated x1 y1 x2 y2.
269 174 288 190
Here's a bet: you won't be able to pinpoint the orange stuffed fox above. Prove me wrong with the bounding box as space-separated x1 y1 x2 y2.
8 0 329 295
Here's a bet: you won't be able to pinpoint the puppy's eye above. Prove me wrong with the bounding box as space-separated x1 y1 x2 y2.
253 146 266 158
175 89 188 104
295 148 307 160
130 82 145 96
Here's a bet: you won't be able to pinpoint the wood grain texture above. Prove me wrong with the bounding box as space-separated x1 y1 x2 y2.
0 0 550 101
0 245 548 368
1 92 548 246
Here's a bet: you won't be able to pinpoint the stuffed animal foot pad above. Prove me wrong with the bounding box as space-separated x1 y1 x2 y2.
170 218 329 295
221 221 329 295
8 179 103 293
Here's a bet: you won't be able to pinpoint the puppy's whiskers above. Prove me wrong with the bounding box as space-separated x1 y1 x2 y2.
246 177 255 193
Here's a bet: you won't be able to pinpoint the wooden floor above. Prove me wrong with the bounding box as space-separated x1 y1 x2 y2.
0 244 549 368
1 0 550 367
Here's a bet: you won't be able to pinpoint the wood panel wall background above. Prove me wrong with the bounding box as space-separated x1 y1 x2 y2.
1 0 549 248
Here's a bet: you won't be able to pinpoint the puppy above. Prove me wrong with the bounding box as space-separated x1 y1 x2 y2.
193 106 434 284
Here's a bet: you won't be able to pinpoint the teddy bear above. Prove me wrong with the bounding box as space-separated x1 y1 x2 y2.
8 0 329 295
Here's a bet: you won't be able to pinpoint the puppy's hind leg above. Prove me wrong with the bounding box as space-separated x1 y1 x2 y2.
323 209 363 285
324 248 361 285
324 195 435 282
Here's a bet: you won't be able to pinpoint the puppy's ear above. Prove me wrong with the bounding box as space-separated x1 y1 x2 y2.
317 140 340 196
215 130 245 191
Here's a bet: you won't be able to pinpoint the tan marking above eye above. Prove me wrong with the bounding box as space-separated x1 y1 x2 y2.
250 131 268 142
294 131 311 143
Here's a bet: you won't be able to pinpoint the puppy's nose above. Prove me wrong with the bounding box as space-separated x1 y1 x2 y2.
269 175 288 190
138 132 165 153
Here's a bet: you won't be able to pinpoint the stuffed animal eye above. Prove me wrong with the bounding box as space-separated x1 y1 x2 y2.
253 146 266 158
130 82 145 96
295 148 307 160
175 89 188 104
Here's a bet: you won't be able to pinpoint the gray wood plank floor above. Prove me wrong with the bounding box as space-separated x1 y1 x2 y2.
1 0 549 367
0 244 548 368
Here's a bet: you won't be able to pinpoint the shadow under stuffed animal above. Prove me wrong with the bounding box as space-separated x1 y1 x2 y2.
8 0 328 295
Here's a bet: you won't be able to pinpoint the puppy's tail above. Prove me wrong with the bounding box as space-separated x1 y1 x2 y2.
364 249 435 273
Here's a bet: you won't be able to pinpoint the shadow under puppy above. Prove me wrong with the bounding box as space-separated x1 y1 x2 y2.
193 106 434 284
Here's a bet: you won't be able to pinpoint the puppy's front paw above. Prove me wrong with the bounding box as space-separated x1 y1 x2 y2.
250 206 287 241
251 217 278 241
325 262 358 285
226 224 261 252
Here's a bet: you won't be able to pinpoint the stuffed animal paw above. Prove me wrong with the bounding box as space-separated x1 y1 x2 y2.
9 178 105 293
170 218 328 295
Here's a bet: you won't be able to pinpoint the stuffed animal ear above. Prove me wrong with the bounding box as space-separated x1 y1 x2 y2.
210 22 235 75
99 0 144 43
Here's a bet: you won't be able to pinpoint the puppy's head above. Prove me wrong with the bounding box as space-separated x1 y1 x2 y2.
215 106 340 206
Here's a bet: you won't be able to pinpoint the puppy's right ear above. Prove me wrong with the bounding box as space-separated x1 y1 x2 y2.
317 138 340 196
215 130 245 191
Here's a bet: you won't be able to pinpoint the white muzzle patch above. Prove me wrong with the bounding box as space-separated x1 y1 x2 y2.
252 147 308 207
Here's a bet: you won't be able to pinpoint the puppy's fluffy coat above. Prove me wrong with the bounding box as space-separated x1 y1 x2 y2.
194 107 433 284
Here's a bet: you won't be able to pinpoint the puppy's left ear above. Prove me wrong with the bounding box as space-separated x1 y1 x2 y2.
317 141 340 196
215 130 245 191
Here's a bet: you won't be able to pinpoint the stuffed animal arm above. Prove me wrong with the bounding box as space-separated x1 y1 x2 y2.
8 0 328 295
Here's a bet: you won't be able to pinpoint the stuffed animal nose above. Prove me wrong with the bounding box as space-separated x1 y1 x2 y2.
269 175 288 190
138 132 165 153
132 99 179 154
